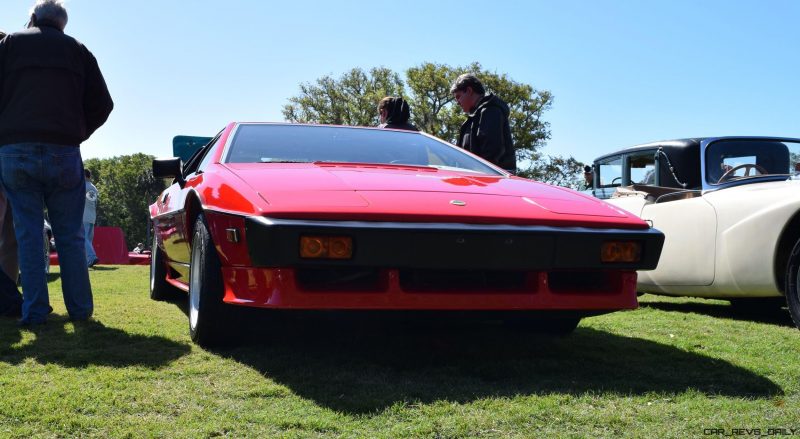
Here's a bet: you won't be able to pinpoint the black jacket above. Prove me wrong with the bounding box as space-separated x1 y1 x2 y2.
457 93 515 172
0 25 113 146
378 97 418 132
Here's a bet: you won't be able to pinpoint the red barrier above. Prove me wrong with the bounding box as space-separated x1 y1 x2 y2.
49 226 151 266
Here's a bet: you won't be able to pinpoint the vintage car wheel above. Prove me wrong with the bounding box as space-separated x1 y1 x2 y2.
506 314 581 335
188 215 230 346
785 239 800 330
150 233 179 301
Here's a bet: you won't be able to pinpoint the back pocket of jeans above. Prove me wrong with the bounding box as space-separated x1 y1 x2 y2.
0 156 33 191
48 150 82 189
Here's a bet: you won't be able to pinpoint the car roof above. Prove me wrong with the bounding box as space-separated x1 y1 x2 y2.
593 138 706 163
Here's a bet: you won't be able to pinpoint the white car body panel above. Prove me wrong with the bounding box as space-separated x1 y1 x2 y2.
607 179 800 299
638 196 716 288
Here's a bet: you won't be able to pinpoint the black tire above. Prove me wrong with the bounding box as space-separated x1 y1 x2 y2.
785 239 800 330
728 297 786 314
188 215 230 346
505 314 581 335
150 232 180 301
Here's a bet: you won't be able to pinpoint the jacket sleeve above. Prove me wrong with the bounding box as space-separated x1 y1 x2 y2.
82 48 114 138
475 106 506 164
0 38 6 104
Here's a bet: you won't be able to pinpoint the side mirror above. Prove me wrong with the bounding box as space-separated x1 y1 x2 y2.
153 157 185 186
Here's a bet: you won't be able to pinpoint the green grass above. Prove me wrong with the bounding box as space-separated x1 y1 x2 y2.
1 266 798 438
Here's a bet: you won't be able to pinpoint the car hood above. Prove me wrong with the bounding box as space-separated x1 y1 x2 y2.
225 163 647 228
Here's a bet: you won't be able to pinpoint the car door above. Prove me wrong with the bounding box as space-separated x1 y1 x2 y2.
638 196 717 286
154 134 221 268
154 181 189 264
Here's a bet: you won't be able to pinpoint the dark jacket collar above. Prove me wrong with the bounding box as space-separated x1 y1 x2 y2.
467 93 509 117
33 22 64 32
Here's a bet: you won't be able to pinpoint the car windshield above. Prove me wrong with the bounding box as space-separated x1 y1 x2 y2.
705 139 800 185
225 124 503 175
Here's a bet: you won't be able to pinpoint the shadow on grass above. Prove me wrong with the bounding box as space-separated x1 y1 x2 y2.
89 266 118 272
0 316 190 369
205 311 783 414
641 299 795 328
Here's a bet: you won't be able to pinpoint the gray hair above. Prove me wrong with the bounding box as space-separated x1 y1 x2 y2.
450 73 486 96
30 0 68 30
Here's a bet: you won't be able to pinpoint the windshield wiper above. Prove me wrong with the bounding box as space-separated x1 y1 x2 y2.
259 158 311 163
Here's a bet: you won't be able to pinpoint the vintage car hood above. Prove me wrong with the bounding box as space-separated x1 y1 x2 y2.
706 178 800 203
225 163 647 228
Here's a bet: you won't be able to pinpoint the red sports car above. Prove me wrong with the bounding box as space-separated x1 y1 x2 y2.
150 123 664 345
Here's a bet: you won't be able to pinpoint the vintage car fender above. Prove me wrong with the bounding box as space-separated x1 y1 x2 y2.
634 196 717 290
620 180 800 298
608 180 800 298
704 180 800 297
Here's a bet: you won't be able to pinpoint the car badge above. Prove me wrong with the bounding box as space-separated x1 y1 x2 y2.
450 200 467 206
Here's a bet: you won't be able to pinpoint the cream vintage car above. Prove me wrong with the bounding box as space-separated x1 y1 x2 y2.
590 137 800 329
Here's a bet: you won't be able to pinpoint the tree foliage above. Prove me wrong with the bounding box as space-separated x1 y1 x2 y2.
519 155 586 190
283 62 583 185
84 154 165 249
283 67 404 127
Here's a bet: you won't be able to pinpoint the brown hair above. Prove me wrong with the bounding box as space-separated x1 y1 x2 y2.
377 96 394 113
377 96 411 125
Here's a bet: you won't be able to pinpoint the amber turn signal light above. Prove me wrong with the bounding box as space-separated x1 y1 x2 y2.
300 236 353 259
601 241 641 263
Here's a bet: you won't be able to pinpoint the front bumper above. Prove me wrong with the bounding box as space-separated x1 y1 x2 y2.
244 217 664 271
208 217 666 311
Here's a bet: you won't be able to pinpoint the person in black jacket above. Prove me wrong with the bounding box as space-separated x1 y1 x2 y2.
0 1 113 326
0 29 22 318
450 74 516 173
377 97 418 131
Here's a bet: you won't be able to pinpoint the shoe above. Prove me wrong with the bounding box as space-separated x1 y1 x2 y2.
17 318 46 327
13 305 54 323
1 305 22 318
69 313 93 322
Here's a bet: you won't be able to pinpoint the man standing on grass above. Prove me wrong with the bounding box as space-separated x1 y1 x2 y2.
0 0 114 326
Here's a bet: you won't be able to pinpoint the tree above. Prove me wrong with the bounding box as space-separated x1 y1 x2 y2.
519 155 586 190
84 154 165 249
283 67 404 126
283 62 583 186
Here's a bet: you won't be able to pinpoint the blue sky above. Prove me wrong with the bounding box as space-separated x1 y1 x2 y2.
2 0 798 165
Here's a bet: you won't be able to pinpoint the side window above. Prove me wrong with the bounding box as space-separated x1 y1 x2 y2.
197 136 221 171
183 132 221 177
597 156 623 187
629 152 656 185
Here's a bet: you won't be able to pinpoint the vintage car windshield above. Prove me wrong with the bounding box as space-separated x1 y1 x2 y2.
705 139 800 185
225 124 503 175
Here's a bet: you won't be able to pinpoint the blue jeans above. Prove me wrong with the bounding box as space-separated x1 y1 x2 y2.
84 222 97 265
0 143 92 322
